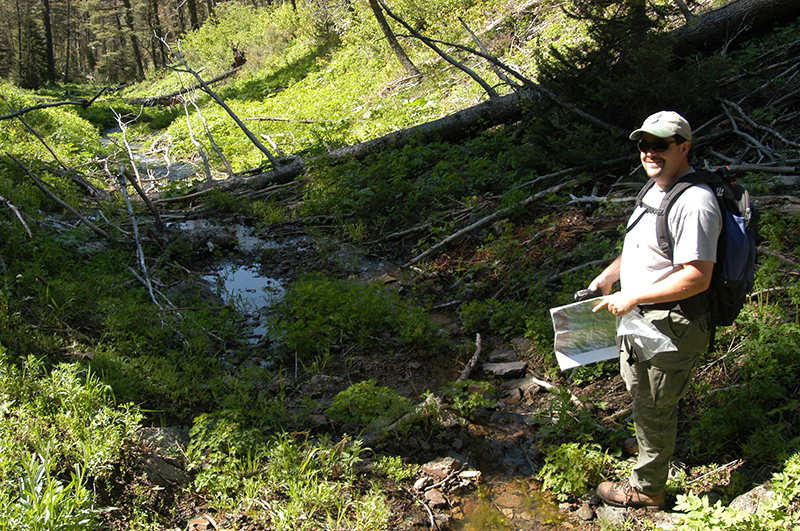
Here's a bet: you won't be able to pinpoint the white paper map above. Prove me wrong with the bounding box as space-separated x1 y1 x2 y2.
549 298 618 370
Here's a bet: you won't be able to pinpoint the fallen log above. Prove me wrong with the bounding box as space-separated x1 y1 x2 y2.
210 90 538 190
670 0 800 56
123 66 243 107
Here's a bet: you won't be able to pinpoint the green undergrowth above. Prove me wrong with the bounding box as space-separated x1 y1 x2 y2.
187 420 390 530
0 352 141 528
0 1 799 528
268 272 444 363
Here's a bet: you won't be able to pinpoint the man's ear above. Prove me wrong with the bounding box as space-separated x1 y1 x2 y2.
681 141 691 157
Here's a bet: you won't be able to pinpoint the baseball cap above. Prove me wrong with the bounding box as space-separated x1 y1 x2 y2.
629 111 692 141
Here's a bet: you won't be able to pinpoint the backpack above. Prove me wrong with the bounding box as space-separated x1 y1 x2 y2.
630 167 759 348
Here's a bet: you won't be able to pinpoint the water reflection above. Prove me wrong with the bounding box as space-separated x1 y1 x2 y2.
455 477 562 530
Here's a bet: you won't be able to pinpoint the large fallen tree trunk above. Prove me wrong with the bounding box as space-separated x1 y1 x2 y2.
212 88 539 191
670 0 800 56
124 66 244 107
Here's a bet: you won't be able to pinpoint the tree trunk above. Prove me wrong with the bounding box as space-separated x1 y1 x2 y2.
367 0 420 77
42 0 55 83
120 0 145 81
63 0 72 82
225 89 535 189
670 0 800 56
187 0 200 30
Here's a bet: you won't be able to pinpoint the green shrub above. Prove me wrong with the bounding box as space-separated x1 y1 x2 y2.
373 455 418 482
540 442 611 502
691 318 800 464
326 380 411 431
441 380 495 418
269 273 440 360
673 451 800 530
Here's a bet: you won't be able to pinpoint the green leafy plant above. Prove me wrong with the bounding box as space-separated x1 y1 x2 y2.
326 380 411 432
540 442 611 502
373 455 418 482
530 385 611 445
268 273 440 359
2 449 99 531
441 380 496 418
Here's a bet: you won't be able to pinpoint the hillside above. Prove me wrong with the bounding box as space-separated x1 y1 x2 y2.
0 0 799 529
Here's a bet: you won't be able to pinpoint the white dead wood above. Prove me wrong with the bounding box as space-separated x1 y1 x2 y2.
9 154 111 240
116 173 160 308
179 95 213 182
0 193 32 238
456 334 482 383
189 95 235 179
113 113 168 233
158 36 282 169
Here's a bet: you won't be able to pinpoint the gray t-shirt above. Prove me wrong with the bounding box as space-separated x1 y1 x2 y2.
621 173 722 292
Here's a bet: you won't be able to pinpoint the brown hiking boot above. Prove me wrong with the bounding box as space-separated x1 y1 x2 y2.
597 480 665 509
623 437 639 456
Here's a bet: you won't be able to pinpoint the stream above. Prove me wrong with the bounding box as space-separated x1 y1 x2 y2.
186 221 565 530
110 129 568 529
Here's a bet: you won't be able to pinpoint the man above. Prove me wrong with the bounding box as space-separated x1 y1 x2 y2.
589 111 722 508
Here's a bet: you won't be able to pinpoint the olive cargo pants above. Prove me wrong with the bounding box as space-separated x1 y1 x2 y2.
619 308 711 495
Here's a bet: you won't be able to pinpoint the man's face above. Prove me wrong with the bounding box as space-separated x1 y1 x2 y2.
638 132 689 187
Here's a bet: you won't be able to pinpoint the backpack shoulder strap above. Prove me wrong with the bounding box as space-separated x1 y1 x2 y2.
626 179 658 234
655 170 720 260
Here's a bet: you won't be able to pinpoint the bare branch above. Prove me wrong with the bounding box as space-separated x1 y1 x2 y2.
672 0 695 22
403 178 584 267
116 173 160 308
459 17 522 88
8 154 111 240
179 94 213 182
379 1 499 99
456 334 482 383
0 193 33 237
158 36 281 168
0 88 106 121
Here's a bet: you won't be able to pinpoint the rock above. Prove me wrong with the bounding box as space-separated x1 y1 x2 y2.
488 348 517 363
141 455 192 487
421 456 462 479
494 490 522 507
730 483 776 514
511 337 536 355
433 513 454 530
188 516 213 531
414 476 432 490
482 361 527 378
458 469 482 481
595 505 628 524
504 375 544 391
577 502 595 521
425 488 448 508
502 387 523 401
138 427 190 456
501 458 517 474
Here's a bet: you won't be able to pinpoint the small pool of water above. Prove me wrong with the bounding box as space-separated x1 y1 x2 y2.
455 476 562 530
202 262 284 341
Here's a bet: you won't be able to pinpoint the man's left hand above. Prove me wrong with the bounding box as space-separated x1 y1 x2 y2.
593 292 639 316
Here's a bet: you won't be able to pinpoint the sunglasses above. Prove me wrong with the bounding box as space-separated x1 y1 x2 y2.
637 139 677 153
